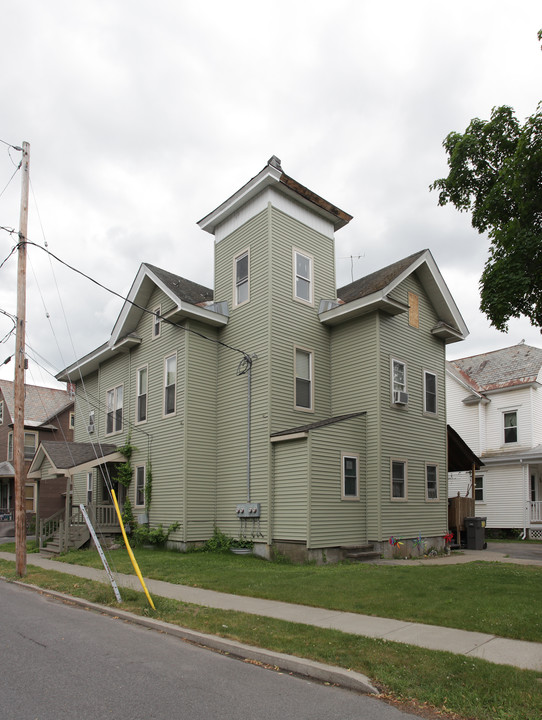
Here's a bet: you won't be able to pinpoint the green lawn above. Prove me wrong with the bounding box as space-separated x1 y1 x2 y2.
39 545 542 643
0 554 541 720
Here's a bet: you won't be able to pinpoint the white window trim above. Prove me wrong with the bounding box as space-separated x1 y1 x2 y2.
135 365 148 425
152 305 161 339
503 409 518 445
163 352 177 418
294 346 314 412
293 248 314 306
425 462 439 502
105 384 124 436
341 452 360 501
423 370 438 416
135 464 146 508
391 358 407 405
233 248 250 308
474 474 485 503
390 458 408 501
9 430 39 461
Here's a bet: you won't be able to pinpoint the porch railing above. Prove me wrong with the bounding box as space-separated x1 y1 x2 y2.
39 503 121 551
530 501 542 524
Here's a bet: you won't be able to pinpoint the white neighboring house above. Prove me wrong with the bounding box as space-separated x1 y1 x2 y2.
447 343 542 539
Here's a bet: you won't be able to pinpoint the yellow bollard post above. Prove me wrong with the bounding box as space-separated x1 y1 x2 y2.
111 488 156 610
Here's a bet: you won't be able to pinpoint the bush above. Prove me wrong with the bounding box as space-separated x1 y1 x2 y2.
193 526 253 552
130 521 180 547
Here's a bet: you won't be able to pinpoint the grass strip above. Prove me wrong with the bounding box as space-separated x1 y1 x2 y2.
1 558 541 720
41 546 542 643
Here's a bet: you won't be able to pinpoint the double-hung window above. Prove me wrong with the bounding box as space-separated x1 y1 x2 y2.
503 411 518 444
294 250 312 304
7 432 13 461
9 431 37 460
153 306 161 339
295 348 313 410
475 475 484 501
426 463 438 500
136 366 148 423
106 385 123 435
424 371 437 415
135 465 146 507
164 354 176 416
342 454 359 500
234 251 249 306
391 459 407 500
87 472 93 504
392 359 407 404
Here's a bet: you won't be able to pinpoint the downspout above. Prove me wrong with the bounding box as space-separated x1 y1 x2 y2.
521 458 527 540
247 359 251 502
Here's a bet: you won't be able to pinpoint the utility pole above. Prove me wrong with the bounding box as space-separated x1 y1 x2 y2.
14 141 30 577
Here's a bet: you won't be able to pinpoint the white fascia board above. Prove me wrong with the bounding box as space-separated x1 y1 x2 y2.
319 292 407 326
270 432 309 443
165 302 228 328
198 165 282 235
56 344 114 383
110 264 158 346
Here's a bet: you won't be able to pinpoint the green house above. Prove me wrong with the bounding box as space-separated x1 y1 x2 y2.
32 156 468 560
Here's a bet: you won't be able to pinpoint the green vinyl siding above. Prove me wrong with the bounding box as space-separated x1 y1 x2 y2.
272 438 308 541
308 414 366 548
377 273 447 540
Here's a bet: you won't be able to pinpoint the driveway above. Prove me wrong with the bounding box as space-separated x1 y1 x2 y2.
484 541 542 562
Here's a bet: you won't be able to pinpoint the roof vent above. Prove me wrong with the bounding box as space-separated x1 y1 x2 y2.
268 155 282 170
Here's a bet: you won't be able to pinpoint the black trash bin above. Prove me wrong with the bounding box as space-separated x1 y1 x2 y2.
465 517 487 550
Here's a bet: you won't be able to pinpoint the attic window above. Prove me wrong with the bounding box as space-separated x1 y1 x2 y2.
408 292 419 328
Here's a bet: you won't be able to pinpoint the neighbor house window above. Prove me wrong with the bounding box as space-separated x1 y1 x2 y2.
475 475 484 501
135 465 146 507
0 400 3 424
24 432 38 460
164 353 176 416
426 463 438 500
106 385 123 435
295 348 313 410
234 250 249 306
391 459 407 499
342 454 360 500
136 366 148 423
294 250 313 304
424 371 437 415
7 432 13 461
503 411 518 444
69 412 75 430
153 306 161 338
87 472 93 504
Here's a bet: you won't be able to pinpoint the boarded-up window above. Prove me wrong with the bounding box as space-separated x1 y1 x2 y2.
408 292 419 328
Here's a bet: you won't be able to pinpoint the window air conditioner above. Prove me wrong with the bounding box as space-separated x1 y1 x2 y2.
393 391 409 405
87 423 95 433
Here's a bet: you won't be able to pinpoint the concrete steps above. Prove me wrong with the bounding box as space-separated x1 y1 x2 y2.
342 544 381 562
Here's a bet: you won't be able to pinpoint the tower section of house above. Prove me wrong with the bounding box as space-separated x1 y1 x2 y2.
447 343 542 538
198 156 353 544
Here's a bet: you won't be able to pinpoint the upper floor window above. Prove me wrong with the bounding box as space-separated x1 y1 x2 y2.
234 250 249 306
69 412 75 430
295 348 313 411
8 431 37 461
135 465 146 507
426 463 438 500
391 459 407 500
153 306 161 339
294 250 313 304
408 292 419 328
342 454 359 500
106 385 123 435
391 359 407 405
164 354 176 416
503 411 518 444
424 371 437 415
136 366 148 423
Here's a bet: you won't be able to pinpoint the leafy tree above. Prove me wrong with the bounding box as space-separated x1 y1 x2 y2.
431 103 542 331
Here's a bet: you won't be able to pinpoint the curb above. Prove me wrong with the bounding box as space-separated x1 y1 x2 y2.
6 578 379 695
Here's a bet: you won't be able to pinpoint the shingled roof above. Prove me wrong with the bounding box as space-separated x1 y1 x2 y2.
449 343 542 393
337 250 426 303
0 380 73 426
143 264 213 305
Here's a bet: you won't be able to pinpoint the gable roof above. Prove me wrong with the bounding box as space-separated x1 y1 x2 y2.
0 380 73 427
319 249 468 343
57 262 227 381
449 343 542 393
28 441 122 478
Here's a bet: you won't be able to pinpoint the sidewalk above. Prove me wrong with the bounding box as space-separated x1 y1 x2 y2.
1 549 541 676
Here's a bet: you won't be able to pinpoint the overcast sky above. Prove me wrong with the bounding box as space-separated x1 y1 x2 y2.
1 1 541 389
